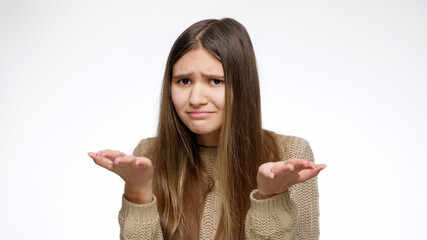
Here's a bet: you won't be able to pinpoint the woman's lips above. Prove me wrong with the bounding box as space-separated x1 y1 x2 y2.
187 111 213 118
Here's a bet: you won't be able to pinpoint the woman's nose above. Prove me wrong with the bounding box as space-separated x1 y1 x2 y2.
189 83 208 106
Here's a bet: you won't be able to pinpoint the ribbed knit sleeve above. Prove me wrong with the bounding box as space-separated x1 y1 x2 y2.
280 135 320 240
290 140 320 240
245 190 298 239
119 195 163 240
118 137 164 240
245 134 320 240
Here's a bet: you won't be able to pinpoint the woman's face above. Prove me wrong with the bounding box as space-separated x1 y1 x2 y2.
171 47 225 146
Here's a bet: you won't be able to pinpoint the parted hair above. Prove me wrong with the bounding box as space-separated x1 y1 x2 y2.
153 18 279 240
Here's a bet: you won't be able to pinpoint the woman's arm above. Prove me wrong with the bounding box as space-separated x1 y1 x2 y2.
245 190 298 239
88 138 164 239
245 136 325 239
289 142 321 240
118 195 163 240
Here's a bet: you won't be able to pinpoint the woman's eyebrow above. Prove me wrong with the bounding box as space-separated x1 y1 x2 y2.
172 73 192 79
203 74 224 79
172 73 224 80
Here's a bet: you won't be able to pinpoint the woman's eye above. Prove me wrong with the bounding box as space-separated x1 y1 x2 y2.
178 79 190 85
210 79 223 85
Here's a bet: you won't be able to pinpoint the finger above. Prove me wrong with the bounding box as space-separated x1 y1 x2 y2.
96 150 126 161
258 162 275 179
314 164 327 170
298 164 327 181
88 153 114 171
271 161 294 177
115 155 139 165
287 158 315 169
135 157 152 168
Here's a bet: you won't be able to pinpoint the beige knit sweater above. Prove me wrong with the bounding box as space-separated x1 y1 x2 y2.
119 133 319 239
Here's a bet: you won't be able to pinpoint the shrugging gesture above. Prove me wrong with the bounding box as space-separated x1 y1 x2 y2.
257 159 326 199
88 150 154 204
88 17 325 239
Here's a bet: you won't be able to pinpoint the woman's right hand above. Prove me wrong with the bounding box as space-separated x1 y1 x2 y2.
88 150 154 204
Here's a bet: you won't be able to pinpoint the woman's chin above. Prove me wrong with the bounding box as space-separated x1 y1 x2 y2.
190 128 213 135
189 126 221 142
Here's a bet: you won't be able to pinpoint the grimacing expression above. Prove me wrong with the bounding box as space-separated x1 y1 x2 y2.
171 47 225 142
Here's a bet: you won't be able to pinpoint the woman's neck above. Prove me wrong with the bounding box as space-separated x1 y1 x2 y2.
196 131 220 147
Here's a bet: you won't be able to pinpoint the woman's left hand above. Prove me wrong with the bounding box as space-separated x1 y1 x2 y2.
257 159 326 199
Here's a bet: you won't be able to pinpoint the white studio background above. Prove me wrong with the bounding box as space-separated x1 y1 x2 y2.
0 0 426 239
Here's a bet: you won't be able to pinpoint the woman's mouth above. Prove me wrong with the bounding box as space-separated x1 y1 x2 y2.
187 111 213 118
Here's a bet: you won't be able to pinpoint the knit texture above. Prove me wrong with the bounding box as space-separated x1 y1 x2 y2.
118 133 320 239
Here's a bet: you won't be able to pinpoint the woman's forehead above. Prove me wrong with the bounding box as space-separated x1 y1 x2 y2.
172 48 224 76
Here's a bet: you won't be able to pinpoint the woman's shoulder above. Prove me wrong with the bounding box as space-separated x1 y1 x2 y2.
268 131 313 161
132 137 157 159
270 132 310 148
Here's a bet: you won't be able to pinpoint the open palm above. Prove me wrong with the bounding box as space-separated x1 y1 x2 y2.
257 158 326 199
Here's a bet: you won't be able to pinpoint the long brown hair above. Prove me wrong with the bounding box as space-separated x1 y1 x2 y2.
153 18 279 239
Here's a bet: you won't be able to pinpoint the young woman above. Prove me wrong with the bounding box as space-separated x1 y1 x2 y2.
88 18 326 240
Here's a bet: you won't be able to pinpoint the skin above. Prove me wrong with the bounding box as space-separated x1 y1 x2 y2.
88 47 325 203
88 150 153 204
171 47 225 147
257 159 326 199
